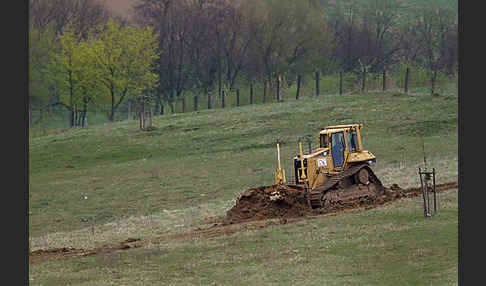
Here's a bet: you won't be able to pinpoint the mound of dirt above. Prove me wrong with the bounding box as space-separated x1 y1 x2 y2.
224 184 409 225
224 185 314 224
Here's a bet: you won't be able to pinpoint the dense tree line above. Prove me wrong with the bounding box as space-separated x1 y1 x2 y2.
29 0 458 127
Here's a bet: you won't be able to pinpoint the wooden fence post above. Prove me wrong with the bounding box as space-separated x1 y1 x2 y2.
139 107 142 130
29 103 32 128
315 71 320 97
296 75 302 100
263 80 267 103
73 104 77 127
149 104 153 128
194 95 198 111
276 76 281 102
128 100 131 120
250 83 254 104
430 69 437 96
339 71 343 95
361 67 366 92
143 101 147 129
208 93 212 109
70 105 75 128
140 100 145 130
382 67 387 91
236 89 240 106
222 90 225 108
404 67 410 94
182 96 186 113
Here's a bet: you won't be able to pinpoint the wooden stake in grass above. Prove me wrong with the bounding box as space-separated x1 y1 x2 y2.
194 95 198 111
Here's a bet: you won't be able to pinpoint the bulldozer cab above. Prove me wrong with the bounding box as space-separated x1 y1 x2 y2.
320 126 361 170
294 124 376 186
331 132 346 167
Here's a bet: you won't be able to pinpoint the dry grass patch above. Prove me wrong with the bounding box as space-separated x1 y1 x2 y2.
30 199 235 251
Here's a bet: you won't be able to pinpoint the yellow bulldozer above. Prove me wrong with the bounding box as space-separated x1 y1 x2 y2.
274 124 384 208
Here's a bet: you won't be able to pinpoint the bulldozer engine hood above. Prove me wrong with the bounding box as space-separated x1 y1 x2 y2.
294 148 329 160
347 150 376 164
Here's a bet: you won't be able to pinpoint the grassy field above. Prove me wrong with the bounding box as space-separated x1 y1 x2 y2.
29 189 458 285
29 90 458 285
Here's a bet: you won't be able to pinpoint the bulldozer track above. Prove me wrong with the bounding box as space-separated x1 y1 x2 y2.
309 163 383 208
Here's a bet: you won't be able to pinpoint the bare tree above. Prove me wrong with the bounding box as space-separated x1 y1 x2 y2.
247 0 330 92
219 2 252 90
415 4 457 94
327 0 407 74
358 0 405 71
135 0 199 113
29 0 109 37
326 0 359 72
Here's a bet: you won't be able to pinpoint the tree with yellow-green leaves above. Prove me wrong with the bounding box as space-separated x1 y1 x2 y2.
46 18 160 127
48 22 88 127
92 18 160 122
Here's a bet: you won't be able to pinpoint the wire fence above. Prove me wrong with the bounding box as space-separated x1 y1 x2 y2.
29 67 458 136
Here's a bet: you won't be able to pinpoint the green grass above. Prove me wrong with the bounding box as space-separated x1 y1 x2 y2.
29 89 458 285
29 91 457 237
29 189 458 285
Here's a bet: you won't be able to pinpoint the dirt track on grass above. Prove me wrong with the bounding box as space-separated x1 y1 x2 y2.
29 181 458 264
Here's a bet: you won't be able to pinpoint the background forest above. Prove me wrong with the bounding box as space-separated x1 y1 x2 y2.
29 0 458 132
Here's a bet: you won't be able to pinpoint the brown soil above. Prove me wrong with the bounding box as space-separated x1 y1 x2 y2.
29 238 142 264
30 181 458 264
224 185 314 224
223 181 458 225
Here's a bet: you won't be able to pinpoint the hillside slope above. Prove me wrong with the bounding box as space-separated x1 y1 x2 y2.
29 91 458 238
29 90 458 285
